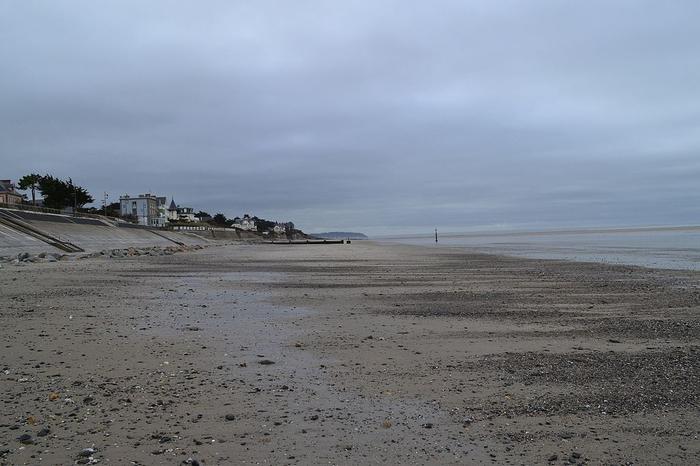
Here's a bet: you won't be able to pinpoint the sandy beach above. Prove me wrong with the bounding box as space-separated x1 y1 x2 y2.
1 241 698 465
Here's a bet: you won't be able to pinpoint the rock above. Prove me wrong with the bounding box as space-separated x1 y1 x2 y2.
382 420 392 428
548 454 558 461
421 422 434 429
258 359 275 365
17 433 33 444
37 427 50 437
309 414 319 421
225 414 236 421
78 447 97 457
183 459 201 466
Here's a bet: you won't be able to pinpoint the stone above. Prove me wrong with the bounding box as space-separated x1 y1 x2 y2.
78 448 97 457
17 434 33 444
225 414 236 421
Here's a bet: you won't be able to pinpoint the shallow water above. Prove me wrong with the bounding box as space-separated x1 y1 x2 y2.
379 227 700 271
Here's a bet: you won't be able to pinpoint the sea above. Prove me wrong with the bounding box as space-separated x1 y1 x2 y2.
377 226 700 271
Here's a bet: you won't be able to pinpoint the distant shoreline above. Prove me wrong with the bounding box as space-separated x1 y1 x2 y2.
376 224 700 240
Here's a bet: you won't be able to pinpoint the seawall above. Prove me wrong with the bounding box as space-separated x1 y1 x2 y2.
0 208 208 257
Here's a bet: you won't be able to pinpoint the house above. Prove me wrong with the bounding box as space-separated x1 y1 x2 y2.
273 223 287 234
232 214 256 231
177 206 197 222
167 199 179 221
119 194 161 227
166 198 197 222
0 180 24 205
154 196 169 227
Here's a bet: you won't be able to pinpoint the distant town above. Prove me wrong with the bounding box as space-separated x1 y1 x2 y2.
0 174 297 236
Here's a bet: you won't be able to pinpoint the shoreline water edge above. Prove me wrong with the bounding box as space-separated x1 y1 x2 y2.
1 241 698 464
377 225 700 271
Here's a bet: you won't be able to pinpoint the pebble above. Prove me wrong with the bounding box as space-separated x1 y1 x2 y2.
78 447 97 457
17 434 33 444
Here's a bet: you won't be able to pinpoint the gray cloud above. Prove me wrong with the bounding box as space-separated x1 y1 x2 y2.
1 1 698 235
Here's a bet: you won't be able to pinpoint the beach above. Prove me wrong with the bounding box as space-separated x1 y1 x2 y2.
1 241 698 465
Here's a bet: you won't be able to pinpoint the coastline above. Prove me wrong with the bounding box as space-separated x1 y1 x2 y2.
1 241 698 464
376 225 700 272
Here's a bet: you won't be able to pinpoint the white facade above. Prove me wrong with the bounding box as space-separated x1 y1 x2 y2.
166 199 197 222
120 194 160 226
233 214 256 231
273 223 287 234
177 207 197 222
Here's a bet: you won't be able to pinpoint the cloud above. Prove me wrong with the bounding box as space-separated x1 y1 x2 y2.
1 1 698 234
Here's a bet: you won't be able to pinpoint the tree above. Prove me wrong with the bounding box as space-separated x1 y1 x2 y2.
104 202 121 217
17 173 42 205
212 213 227 226
65 178 93 208
37 175 94 210
253 216 275 233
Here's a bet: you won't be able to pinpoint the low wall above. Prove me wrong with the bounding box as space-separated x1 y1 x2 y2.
0 208 207 257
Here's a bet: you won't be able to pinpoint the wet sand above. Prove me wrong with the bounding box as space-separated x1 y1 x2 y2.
1 242 698 465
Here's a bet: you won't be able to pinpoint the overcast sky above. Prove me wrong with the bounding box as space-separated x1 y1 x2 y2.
1 1 698 235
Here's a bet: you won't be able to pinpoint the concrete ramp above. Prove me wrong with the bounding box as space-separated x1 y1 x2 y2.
0 208 207 256
0 210 84 253
0 220 64 256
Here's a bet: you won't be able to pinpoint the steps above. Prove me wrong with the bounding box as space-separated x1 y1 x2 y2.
0 210 84 253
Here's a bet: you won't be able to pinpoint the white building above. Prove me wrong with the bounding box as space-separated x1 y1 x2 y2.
120 194 160 227
167 199 179 221
273 223 287 234
167 199 197 222
153 196 169 227
177 206 197 222
233 214 256 231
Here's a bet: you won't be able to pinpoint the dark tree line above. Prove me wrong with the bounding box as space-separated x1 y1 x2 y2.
17 173 93 209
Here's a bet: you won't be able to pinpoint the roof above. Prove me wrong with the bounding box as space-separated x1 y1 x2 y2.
0 180 15 193
169 199 177 210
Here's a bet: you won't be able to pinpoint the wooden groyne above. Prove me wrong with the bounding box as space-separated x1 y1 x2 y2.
268 239 350 245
